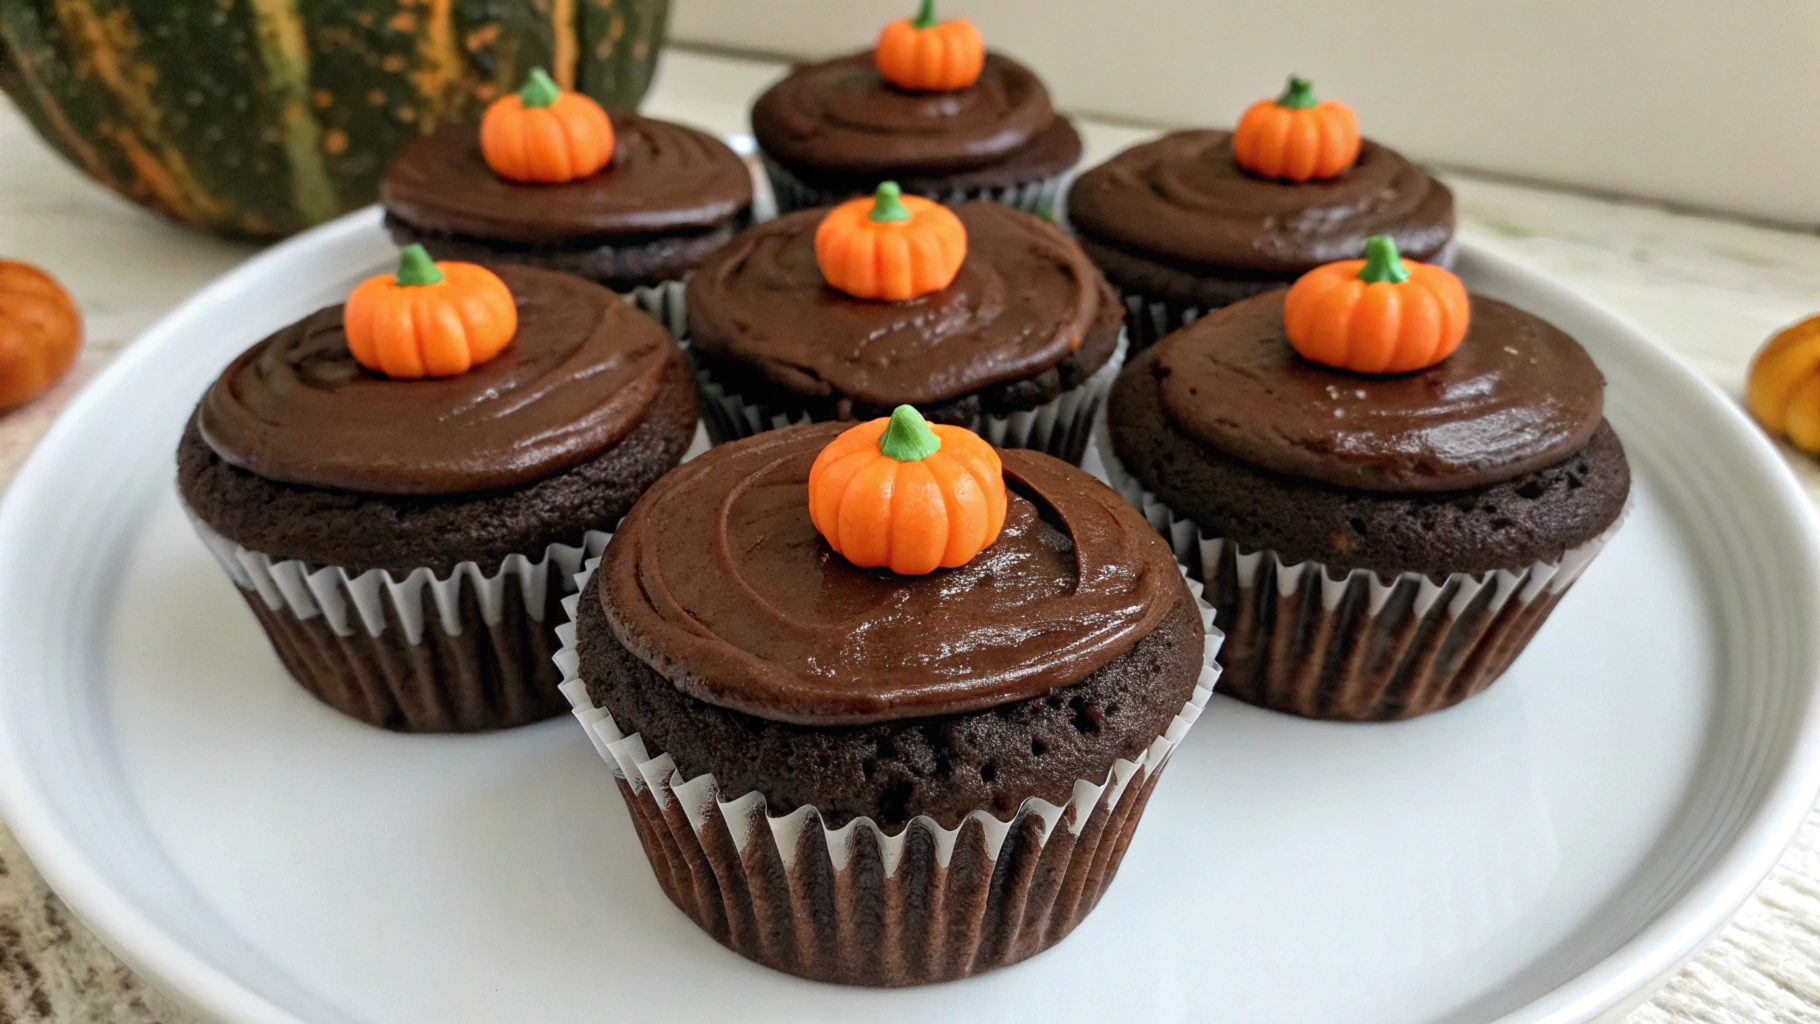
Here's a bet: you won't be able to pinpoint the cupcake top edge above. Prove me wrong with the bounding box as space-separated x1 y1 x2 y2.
381 111 753 246
1149 287 1606 493
597 422 1194 726
687 201 1117 408
1066 128 1456 276
197 263 681 495
752 51 1057 176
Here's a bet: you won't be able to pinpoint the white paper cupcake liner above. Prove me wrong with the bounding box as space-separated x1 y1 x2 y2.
1094 416 1628 720
761 153 1070 218
692 331 1127 465
185 506 609 732
555 554 1220 985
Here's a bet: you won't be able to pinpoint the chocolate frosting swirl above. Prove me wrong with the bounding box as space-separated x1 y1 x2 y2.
751 52 1057 175
1154 291 1605 492
380 112 752 245
1068 129 1455 275
687 203 1109 406
199 265 681 495
599 424 1187 725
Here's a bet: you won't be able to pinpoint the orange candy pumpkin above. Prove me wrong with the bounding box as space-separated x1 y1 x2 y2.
480 68 615 184
815 182 968 301
875 0 985 92
0 259 83 410
1232 75 1362 183
809 406 1008 576
1283 235 1470 375
344 245 518 379
1747 315 1820 455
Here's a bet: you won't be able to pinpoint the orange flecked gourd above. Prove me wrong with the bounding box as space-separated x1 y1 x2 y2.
875 0 985 92
480 68 616 184
1283 235 1471 375
815 182 968 301
0 259 82 410
1232 75 1362 183
808 405 1009 576
343 245 518 379
1747 315 1820 455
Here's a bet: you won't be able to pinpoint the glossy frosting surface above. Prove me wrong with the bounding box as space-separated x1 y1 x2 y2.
687 203 1107 406
1068 129 1455 275
751 52 1057 174
380 112 752 245
199 265 679 495
1154 291 1605 492
599 424 1186 725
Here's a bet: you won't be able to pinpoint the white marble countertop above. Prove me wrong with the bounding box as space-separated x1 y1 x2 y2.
2 45 1819 1024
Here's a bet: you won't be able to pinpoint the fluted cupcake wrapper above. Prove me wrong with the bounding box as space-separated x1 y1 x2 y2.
691 332 1126 465
1093 419 1628 721
761 153 1071 218
621 279 689 339
555 555 1221 985
185 507 608 732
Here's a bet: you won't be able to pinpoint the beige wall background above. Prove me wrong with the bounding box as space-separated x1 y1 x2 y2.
671 0 1820 226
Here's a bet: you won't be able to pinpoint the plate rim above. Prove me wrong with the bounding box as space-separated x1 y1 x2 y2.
1 207 1818 1024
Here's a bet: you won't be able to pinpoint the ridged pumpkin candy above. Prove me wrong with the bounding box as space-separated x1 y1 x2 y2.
1747 315 1820 455
1233 75 1361 183
815 182 968 301
1283 235 1470 375
0 259 82 410
809 406 1007 576
0 0 668 238
344 245 517 379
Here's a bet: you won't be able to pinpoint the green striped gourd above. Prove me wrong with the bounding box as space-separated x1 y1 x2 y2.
0 0 669 238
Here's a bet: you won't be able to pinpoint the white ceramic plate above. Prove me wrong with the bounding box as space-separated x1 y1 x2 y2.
2 207 1819 1024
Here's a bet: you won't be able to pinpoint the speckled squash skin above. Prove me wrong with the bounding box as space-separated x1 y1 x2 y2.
0 0 668 238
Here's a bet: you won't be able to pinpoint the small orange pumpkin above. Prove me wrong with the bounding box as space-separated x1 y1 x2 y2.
875 0 985 93
1747 314 1820 454
343 245 518 379
1283 235 1470 375
0 259 83 410
809 405 1008 576
480 68 615 184
815 182 968 301
1232 75 1362 183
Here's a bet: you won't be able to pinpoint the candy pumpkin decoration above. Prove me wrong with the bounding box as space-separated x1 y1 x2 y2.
816 182 968 301
0 260 83 410
1232 75 1362 183
875 0 986 93
1283 235 1470 375
480 68 616 184
809 405 1008 576
344 245 518 379
1747 315 1820 455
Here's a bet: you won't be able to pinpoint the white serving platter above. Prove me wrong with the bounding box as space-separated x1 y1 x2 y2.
2 205 1819 1024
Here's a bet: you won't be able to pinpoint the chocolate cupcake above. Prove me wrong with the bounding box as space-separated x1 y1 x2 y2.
1101 238 1629 721
180 251 697 732
752 4 1081 215
688 187 1124 464
1068 77 1456 349
381 70 752 332
557 413 1217 985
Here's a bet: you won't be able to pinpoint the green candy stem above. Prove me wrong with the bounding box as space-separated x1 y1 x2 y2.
519 67 562 109
869 181 912 224
394 244 445 287
879 405 942 462
913 0 938 29
1357 235 1411 285
1276 75 1319 110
